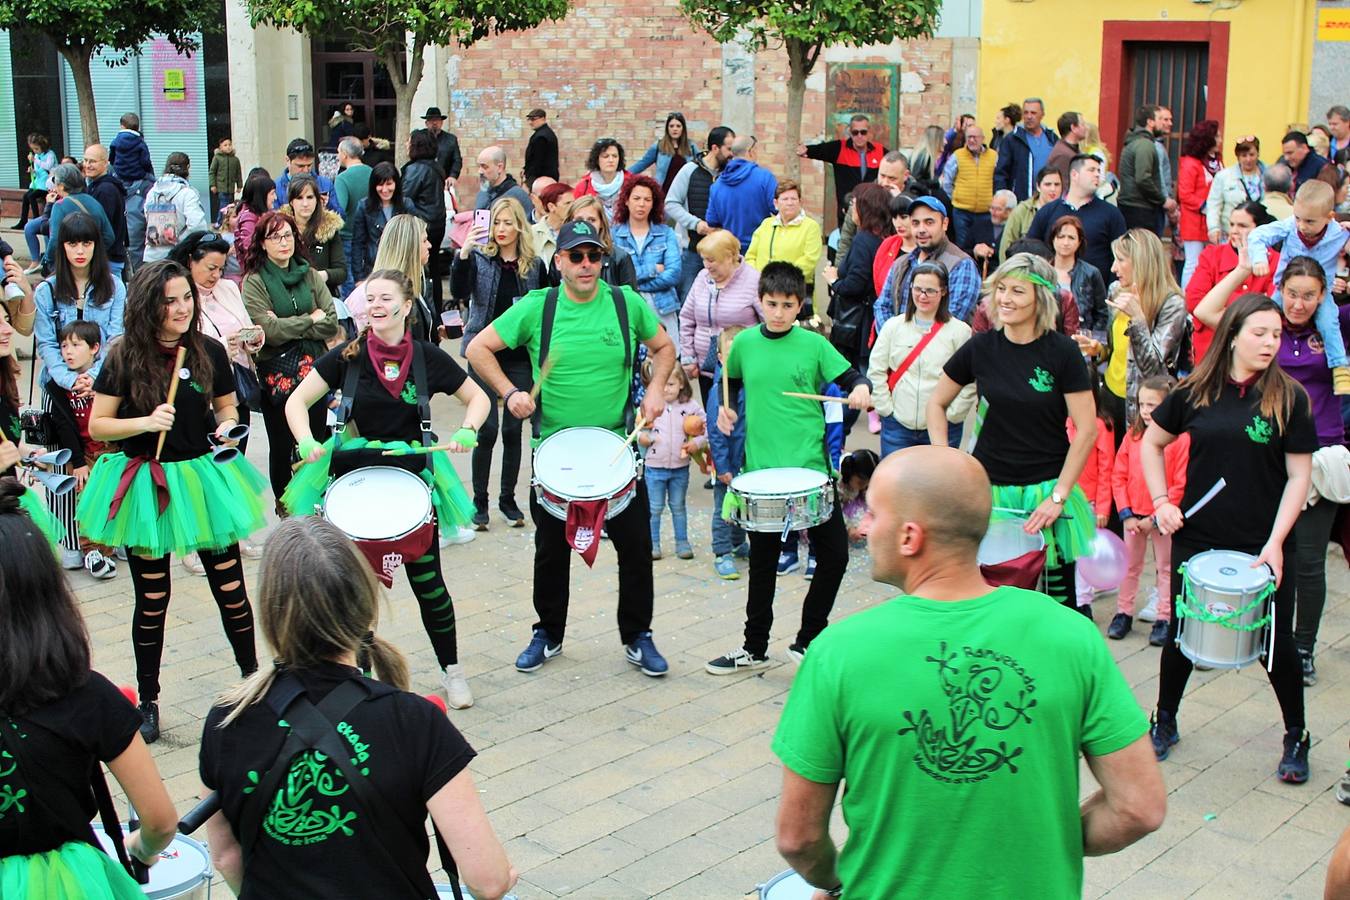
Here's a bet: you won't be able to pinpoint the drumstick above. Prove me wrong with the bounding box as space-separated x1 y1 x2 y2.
781 391 849 403
529 351 558 402
609 412 648 465
381 442 462 456
719 330 731 404
154 347 188 460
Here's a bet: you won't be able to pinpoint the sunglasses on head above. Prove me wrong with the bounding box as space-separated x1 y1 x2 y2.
567 249 604 264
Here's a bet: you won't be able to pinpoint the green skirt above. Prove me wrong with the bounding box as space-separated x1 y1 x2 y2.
16 481 63 550
76 451 268 557
0 840 144 900
282 436 474 529
990 479 1095 568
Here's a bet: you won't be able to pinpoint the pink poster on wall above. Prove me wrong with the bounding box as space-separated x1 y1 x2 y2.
150 38 198 132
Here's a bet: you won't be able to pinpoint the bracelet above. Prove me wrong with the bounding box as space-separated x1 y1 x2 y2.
503 388 521 404
1151 494 1169 505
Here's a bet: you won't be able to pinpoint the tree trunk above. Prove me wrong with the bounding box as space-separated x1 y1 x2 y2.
385 41 425 169
61 45 100 147
784 38 811 184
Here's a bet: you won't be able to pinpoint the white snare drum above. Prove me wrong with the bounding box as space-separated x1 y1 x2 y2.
93 825 211 899
758 870 817 899
435 886 518 900
729 467 833 534
1177 549 1275 670
532 427 640 522
322 466 435 584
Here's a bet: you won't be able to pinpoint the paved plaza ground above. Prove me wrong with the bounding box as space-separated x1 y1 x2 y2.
34 353 1349 899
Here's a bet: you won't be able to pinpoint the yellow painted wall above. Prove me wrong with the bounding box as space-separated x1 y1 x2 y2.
978 0 1316 159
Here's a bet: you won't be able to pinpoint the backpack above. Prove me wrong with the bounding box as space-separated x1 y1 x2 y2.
143 186 185 249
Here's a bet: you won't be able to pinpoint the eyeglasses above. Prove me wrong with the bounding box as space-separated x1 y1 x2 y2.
566 249 604 264
851 129 869 136
265 231 295 244
912 286 943 298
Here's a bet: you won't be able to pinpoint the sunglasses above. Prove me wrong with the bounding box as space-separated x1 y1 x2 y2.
851 129 869 136
566 249 604 264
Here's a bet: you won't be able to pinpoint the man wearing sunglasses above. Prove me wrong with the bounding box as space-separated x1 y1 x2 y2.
797 114 887 224
466 220 678 679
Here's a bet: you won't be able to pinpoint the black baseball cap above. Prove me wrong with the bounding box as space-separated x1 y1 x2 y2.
286 138 315 158
556 220 604 251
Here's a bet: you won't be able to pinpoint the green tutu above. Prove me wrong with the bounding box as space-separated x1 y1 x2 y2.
76 451 267 557
16 481 63 551
0 840 144 899
282 436 474 529
990 479 1095 568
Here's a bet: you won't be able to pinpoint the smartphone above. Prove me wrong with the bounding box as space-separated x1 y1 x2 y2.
473 208 491 245
238 326 264 344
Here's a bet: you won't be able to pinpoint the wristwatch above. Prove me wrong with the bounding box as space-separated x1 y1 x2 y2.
1050 490 1065 505
824 886 844 898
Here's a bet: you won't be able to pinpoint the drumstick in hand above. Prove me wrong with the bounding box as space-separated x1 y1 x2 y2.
529 351 558 402
781 391 849 403
155 347 188 460
719 331 732 404
609 412 648 464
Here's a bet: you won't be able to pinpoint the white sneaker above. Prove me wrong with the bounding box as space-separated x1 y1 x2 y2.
181 553 206 576
441 526 476 547
1137 588 1159 623
705 647 770 675
240 539 264 560
84 550 117 580
440 664 474 709
61 548 83 570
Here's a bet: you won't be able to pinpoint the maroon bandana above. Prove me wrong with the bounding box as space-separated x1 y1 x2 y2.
366 332 414 399
1227 372 1260 398
564 498 608 567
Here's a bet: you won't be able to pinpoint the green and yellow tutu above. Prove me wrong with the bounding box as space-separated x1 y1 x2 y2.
76 452 267 557
282 436 474 529
0 839 145 900
15 481 63 551
990 479 1095 568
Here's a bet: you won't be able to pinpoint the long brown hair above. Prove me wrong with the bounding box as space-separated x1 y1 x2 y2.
217 517 409 726
1181 293 1304 432
341 268 415 361
101 261 215 417
0 304 18 412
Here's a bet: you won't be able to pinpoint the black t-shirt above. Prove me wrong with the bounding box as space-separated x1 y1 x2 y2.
312 339 468 476
492 263 527 366
944 329 1094 485
0 671 142 856
92 340 235 463
1152 382 1318 550
199 663 474 900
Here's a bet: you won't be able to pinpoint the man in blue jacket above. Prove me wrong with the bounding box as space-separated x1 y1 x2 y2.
994 98 1059 203
707 135 777 251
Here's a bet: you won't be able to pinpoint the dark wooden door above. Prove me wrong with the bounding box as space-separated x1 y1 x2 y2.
310 39 399 149
1126 41 1209 178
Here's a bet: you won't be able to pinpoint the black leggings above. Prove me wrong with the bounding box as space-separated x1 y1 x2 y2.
406 524 458 667
1156 537 1303 731
1045 561 1087 617
259 388 329 499
128 545 257 702
19 189 46 223
468 359 532 504
1293 499 1339 655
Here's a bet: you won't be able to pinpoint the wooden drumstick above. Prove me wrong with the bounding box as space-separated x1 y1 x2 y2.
719 330 731 404
155 347 187 460
781 391 849 403
609 412 648 464
529 351 558 402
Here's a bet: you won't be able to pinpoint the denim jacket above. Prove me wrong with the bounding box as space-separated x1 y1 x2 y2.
611 222 682 315
453 250 550 355
33 276 126 389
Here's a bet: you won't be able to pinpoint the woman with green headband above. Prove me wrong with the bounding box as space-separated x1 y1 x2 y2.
927 252 1099 612
282 267 490 710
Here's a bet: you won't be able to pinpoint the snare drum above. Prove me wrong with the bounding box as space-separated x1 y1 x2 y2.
435 885 518 900
93 825 211 899
322 466 435 585
758 869 817 899
728 467 833 533
1177 549 1275 670
532 427 640 522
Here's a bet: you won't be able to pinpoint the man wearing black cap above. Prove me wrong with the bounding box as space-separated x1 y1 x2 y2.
465 220 678 679
524 108 559 185
413 107 463 189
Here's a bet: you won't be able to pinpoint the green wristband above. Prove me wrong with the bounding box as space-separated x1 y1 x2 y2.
298 437 324 460
450 427 479 449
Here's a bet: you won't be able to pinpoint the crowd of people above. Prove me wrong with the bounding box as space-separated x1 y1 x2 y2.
1 94 1348 899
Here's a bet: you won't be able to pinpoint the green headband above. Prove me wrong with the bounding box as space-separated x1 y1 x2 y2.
1004 271 1057 292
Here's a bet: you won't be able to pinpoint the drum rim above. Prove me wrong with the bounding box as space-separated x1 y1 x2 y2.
759 868 810 896
731 466 830 493
1186 549 1273 593
324 465 433 537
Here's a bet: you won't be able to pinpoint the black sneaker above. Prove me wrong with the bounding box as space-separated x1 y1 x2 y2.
1106 613 1132 640
1299 651 1316 687
1277 728 1311 784
138 702 160 744
1150 710 1179 760
499 497 525 528
1149 619 1169 647
471 497 489 531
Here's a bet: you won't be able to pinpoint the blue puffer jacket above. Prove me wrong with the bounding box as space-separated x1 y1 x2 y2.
705 361 746 477
611 222 682 315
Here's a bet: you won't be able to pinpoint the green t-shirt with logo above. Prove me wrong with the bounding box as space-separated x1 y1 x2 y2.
726 325 850 474
493 282 658 439
772 586 1148 900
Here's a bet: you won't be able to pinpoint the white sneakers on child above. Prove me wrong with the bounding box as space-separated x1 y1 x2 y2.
1137 587 1160 623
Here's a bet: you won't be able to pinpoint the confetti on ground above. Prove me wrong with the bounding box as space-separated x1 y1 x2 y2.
1203 813 1217 821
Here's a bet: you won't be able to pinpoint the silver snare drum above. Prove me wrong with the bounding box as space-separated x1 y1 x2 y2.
1177 549 1275 670
758 869 817 899
93 825 211 899
729 467 833 534
532 427 640 522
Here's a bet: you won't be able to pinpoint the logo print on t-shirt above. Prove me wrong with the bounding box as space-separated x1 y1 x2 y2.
1245 415 1273 445
261 749 359 845
1027 367 1054 393
0 749 27 819
897 641 1037 784
400 382 417 405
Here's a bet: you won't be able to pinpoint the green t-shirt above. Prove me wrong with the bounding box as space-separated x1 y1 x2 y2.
493 283 658 439
772 587 1148 900
726 326 850 474
335 164 371 237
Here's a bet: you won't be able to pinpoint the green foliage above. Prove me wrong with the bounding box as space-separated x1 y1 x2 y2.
0 0 220 60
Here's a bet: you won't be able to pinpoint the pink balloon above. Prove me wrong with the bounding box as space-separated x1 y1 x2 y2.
1077 528 1128 590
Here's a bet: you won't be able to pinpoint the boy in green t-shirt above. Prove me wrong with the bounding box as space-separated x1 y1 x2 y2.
706 262 872 674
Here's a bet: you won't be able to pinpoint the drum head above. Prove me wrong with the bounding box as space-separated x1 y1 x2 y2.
731 467 828 495
759 870 815 899
93 826 210 899
1187 549 1272 594
324 467 432 539
534 427 637 500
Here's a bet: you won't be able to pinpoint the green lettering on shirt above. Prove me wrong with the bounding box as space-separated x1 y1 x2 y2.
262 750 359 846
1027 367 1054 393
1245 415 1273 445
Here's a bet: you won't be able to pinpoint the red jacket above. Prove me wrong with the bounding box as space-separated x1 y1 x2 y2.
1112 430 1190 517
1184 243 1278 362
1177 156 1215 242
873 234 906 297
573 170 637 200
1068 417 1115 515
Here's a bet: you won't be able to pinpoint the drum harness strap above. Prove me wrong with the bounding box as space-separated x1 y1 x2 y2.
239 673 465 900
533 281 634 441
334 338 435 454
